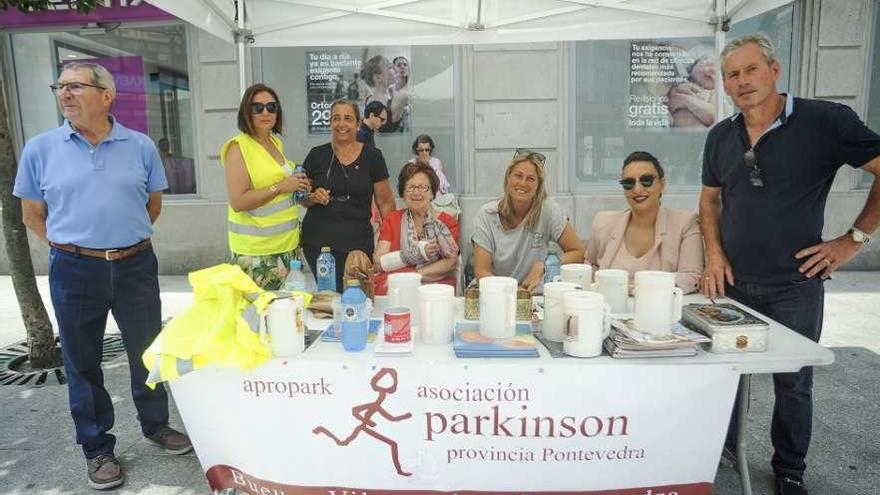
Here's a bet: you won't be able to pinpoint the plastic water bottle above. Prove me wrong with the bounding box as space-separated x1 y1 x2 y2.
292 163 307 204
316 246 337 292
544 249 561 285
284 259 310 293
340 280 368 351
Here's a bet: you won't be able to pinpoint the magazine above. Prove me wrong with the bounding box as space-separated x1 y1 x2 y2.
610 317 711 347
453 322 539 358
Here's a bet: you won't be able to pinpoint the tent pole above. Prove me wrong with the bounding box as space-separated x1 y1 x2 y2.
237 0 249 97
713 0 729 124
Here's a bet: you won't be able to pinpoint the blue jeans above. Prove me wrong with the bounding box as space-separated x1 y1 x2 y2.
49 246 169 459
725 277 824 478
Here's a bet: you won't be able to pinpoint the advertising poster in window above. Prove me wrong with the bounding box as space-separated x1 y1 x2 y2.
628 40 717 129
307 48 412 134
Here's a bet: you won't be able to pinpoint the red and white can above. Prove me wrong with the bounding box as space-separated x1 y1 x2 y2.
383 307 411 343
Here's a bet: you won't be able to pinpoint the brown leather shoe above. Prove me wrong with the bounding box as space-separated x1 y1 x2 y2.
145 425 193 455
87 454 124 490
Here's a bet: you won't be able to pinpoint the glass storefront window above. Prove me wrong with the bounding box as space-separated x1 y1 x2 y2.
11 23 197 195
860 6 880 189
256 45 457 194
571 5 795 190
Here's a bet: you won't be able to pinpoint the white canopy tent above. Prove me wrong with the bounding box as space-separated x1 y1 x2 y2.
148 0 794 119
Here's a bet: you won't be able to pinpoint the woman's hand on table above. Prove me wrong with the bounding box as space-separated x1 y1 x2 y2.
521 262 545 293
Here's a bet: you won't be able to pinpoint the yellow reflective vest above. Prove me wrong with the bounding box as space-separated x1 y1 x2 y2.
141 264 312 388
220 133 301 256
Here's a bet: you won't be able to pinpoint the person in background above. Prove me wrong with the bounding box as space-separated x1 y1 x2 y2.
220 83 310 290
13 62 191 491
302 99 395 291
585 151 704 293
407 134 451 194
157 137 195 194
701 34 880 495
373 161 459 294
472 150 584 292
356 100 388 148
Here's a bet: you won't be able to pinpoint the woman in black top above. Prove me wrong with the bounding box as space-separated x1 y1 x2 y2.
302 99 395 291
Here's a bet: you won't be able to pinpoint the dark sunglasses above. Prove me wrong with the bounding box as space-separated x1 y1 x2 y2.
250 102 279 115
513 148 546 166
744 148 764 188
619 174 658 190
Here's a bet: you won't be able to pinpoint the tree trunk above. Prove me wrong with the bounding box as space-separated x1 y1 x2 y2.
0 54 59 369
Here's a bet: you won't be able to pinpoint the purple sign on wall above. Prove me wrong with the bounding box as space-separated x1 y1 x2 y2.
0 1 173 28
64 56 149 134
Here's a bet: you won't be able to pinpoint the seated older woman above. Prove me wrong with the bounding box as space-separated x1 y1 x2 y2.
585 151 704 293
473 150 584 292
373 161 460 295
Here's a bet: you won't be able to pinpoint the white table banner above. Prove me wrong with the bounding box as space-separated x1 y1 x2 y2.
171 359 739 495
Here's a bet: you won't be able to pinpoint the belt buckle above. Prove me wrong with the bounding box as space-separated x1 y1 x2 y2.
104 249 119 261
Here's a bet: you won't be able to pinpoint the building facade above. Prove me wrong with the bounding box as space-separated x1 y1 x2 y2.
1 0 879 274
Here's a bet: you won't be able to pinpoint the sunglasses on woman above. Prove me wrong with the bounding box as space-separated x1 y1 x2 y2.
619 174 658 190
250 102 279 114
513 148 546 166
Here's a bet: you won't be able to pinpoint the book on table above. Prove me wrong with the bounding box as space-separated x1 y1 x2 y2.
453 322 539 358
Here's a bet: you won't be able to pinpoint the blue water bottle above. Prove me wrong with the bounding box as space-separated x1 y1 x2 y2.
544 249 561 285
284 259 309 292
316 246 337 292
292 163 307 204
340 280 368 351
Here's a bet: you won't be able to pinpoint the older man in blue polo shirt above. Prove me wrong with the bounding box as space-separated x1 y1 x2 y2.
13 62 191 491
700 35 880 495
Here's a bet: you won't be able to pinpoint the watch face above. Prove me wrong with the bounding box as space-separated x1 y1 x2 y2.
851 229 868 243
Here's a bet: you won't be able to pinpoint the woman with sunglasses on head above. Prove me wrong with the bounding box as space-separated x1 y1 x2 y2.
220 83 311 289
585 151 704 293
472 151 585 292
373 161 460 295
301 99 395 292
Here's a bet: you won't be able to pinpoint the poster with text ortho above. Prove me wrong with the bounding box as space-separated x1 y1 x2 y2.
307 48 412 134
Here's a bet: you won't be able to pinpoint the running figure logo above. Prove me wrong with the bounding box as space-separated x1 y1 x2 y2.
313 368 413 476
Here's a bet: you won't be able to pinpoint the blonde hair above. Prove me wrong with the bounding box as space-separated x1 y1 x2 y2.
498 156 547 232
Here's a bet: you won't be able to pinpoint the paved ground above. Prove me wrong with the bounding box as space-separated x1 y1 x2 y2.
0 273 877 494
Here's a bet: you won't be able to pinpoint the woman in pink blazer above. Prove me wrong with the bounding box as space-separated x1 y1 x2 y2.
585 151 704 293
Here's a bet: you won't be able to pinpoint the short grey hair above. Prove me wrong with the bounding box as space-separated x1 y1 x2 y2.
61 62 116 96
720 33 780 75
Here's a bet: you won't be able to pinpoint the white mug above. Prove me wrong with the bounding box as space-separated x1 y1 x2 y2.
593 269 629 314
563 291 611 358
418 284 455 344
479 276 517 339
553 263 593 288
266 294 305 357
542 281 582 342
633 270 683 335
388 272 422 324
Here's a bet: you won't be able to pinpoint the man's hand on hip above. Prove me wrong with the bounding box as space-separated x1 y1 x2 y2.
795 236 863 279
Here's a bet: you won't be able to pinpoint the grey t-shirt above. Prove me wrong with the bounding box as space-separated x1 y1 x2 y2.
472 198 568 284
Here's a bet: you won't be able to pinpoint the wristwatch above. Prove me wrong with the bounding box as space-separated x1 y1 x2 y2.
269 184 280 195
848 227 871 245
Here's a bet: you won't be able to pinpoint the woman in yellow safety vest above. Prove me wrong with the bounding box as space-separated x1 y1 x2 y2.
220 83 311 289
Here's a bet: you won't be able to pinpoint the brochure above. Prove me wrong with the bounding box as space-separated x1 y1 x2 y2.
453 322 539 358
